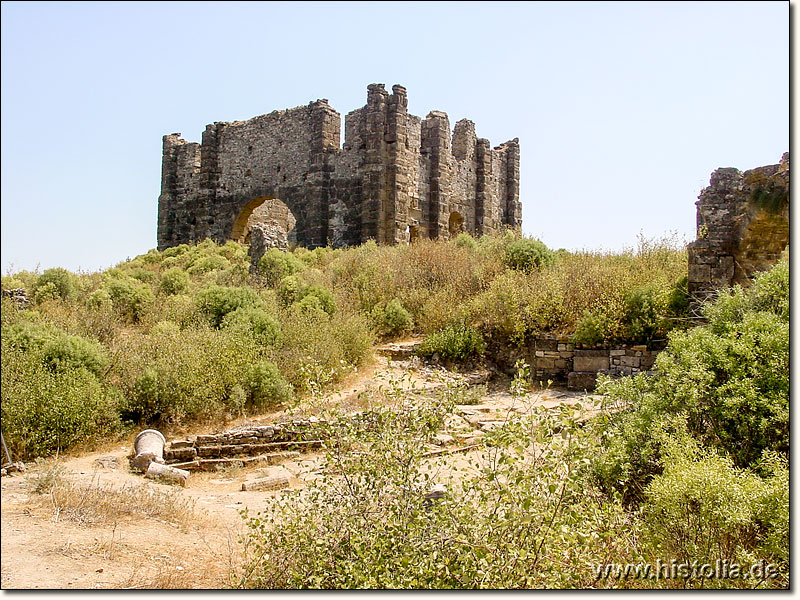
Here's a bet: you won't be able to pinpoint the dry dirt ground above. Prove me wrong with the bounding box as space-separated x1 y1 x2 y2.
1 345 602 589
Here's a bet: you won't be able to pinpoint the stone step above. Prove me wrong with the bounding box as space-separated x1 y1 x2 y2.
375 342 421 360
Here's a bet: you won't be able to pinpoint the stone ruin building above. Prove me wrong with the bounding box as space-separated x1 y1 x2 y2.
688 152 789 314
157 83 522 252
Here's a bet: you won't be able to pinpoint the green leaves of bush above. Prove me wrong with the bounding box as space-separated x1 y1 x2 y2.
504 237 555 271
257 248 306 286
194 285 264 327
417 323 485 361
244 361 293 409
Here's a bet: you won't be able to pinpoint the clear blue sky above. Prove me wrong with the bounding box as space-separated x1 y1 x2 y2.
1 1 788 273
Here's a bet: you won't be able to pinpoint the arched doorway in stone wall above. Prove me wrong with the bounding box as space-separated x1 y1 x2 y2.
231 196 298 249
448 211 464 238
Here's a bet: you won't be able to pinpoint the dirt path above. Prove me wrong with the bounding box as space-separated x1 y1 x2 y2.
1 346 601 589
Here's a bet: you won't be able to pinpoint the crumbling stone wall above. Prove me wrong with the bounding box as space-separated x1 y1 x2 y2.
687 153 789 313
158 83 522 251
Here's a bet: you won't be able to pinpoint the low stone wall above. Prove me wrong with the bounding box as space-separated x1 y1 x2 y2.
163 418 327 469
489 335 663 391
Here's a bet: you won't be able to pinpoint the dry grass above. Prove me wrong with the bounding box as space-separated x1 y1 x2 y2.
28 459 198 528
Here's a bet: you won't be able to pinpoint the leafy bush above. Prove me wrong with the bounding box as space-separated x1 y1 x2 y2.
150 320 181 336
257 249 306 286
88 288 113 310
572 310 611 346
244 361 293 409
102 277 155 322
115 329 263 425
1 341 120 458
298 285 336 316
622 284 665 344
159 267 189 295
417 323 485 361
375 298 414 337
41 333 108 377
238 389 627 589
194 285 264 327
188 254 230 276
277 275 306 306
641 438 788 583
5 321 108 377
504 238 555 271
33 268 77 302
594 257 789 500
221 307 282 346
453 232 478 250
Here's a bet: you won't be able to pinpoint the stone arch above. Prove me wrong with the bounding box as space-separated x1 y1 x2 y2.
231 196 298 249
448 211 464 237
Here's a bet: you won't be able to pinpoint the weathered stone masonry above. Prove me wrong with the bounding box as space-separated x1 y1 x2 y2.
158 84 522 251
687 153 789 314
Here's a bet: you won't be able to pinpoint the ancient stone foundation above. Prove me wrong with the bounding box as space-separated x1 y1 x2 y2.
687 153 789 314
158 83 522 251
490 335 663 391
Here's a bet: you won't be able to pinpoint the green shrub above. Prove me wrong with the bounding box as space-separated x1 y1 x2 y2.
375 299 414 337
129 268 156 284
4 321 108 377
102 277 155 322
642 439 788 582
504 238 555 271
34 281 60 304
150 320 181 336
572 310 610 346
244 361 293 409
194 285 264 327
453 232 478 250
257 249 306 286
221 307 282 346
277 275 307 306
161 244 190 259
159 267 189 295
33 268 77 302
1 276 26 291
622 284 665 344
594 257 790 500
1 342 120 459
4 321 52 351
188 254 230 276
115 329 263 425
238 393 625 589
299 285 336 316
41 334 108 377
88 288 113 310
417 323 485 361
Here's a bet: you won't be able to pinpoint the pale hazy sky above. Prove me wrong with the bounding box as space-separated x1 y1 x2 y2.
0 1 789 273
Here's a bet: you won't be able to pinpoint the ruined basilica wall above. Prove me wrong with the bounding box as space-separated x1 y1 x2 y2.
158 83 521 251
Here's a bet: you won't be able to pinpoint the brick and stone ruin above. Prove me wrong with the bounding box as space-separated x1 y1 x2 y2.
157 83 522 252
687 153 789 314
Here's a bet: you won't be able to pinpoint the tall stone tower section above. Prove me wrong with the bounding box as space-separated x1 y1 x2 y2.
687 153 789 314
157 83 522 251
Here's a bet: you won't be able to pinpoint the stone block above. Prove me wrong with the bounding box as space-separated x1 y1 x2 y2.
165 447 197 462
573 355 609 372
197 445 221 457
619 355 640 368
567 372 597 391
688 263 711 283
241 474 290 492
